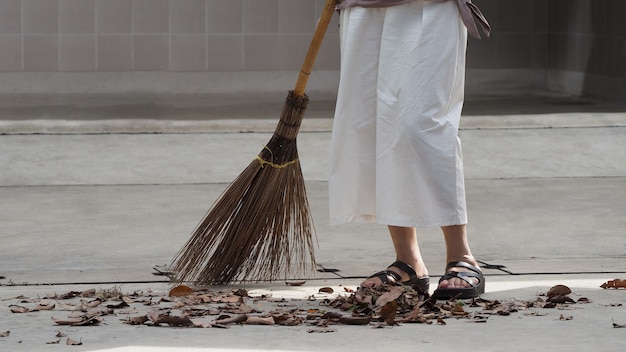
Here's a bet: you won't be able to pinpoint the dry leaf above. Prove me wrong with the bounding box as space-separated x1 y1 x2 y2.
9 305 33 313
307 328 337 333
125 315 149 325
380 301 398 325
375 286 404 307
612 319 626 328
169 285 194 297
318 287 334 294
452 304 468 316
81 289 97 297
338 316 371 325
547 285 571 298
211 314 248 325
46 339 61 344
66 337 83 345
246 316 275 325
0 331 9 337
37 302 56 310
285 281 306 286
56 331 67 337
601 279 626 289
155 315 194 327
559 314 573 321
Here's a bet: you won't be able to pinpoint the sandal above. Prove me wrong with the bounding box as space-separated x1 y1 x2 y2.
365 261 430 297
435 261 485 300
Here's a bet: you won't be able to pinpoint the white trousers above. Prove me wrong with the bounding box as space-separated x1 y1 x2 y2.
328 0 468 228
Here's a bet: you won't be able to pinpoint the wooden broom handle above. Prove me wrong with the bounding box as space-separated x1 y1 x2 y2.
293 0 338 97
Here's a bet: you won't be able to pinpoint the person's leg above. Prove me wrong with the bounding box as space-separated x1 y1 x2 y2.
361 226 428 287
439 224 480 289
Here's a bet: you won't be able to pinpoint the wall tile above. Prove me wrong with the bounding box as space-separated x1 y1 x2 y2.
24 35 59 71
279 0 315 33
171 0 206 34
207 0 243 33
59 35 96 71
243 0 279 33
316 33 340 70
134 35 169 70
133 0 169 33
0 36 22 71
171 35 206 71
97 35 133 70
207 35 244 71
497 33 532 68
497 1 532 32
532 0 549 32
279 34 311 70
96 0 132 33
0 0 21 34
532 33 548 69
244 34 280 70
60 0 95 34
466 36 497 69
23 0 59 34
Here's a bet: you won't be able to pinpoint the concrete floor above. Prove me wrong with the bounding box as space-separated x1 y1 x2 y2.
1 93 625 351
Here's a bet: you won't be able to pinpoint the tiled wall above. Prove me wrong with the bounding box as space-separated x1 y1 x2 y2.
470 0 626 98
0 0 340 72
0 0 624 98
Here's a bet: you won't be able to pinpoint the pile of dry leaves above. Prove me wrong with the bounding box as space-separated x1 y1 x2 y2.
2 278 625 345
4 280 620 332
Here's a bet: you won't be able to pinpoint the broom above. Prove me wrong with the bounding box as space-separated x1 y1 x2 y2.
170 0 338 285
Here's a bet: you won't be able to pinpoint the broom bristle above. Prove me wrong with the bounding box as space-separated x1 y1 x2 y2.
170 91 316 285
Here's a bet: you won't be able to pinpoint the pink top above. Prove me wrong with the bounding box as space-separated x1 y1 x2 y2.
336 0 490 39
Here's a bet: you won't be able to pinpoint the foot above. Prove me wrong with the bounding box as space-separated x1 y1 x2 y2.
436 260 485 300
361 261 430 295
437 260 480 290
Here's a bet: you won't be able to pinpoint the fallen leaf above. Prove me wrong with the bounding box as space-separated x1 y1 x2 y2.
612 319 626 328
380 301 398 325
375 286 404 307
0 331 9 337
246 316 275 325
66 337 82 345
211 314 248 326
285 281 306 286
56 331 67 337
81 289 97 297
558 314 573 321
37 302 56 310
9 305 33 313
318 287 334 294
153 315 193 327
125 315 149 325
169 285 194 297
307 328 337 333
601 279 626 289
46 339 61 344
338 316 371 325
547 285 571 298
452 304 468 316
547 295 575 304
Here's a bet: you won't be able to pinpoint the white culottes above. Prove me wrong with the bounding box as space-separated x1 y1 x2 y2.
329 0 468 228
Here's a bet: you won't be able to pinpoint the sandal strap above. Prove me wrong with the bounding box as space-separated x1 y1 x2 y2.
445 261 481 275
440 261 483 288
390 261 418 282
439 270 480 287
368 269 402 285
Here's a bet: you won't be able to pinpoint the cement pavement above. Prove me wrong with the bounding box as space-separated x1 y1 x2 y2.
1 93 626 351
